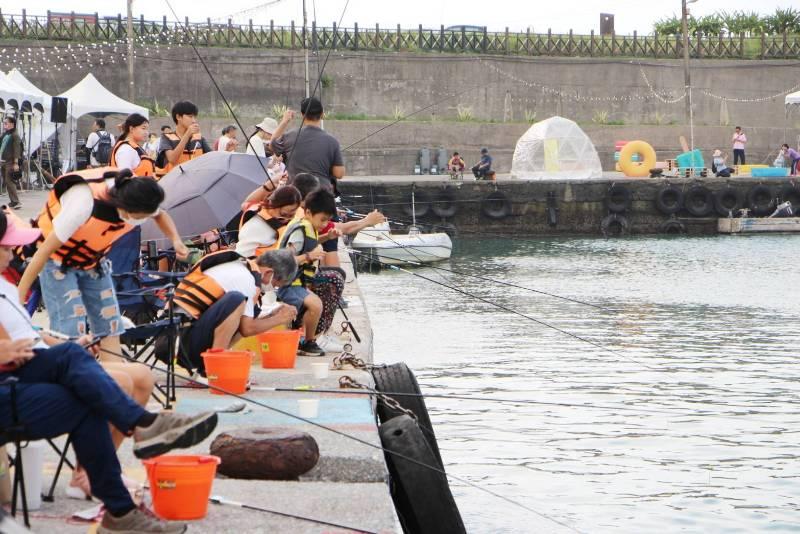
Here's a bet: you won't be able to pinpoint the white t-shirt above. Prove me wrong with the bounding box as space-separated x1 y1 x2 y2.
113 143 141 171
217 136 235 152
86 130 115 167
0 277 47 349
203 262 258 318
235 216 278 258
245 135 266 157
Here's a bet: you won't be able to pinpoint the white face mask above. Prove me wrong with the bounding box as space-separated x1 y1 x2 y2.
121 216 148 227
261 273 275 293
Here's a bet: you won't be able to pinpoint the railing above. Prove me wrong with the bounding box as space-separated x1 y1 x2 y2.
2 10 800 59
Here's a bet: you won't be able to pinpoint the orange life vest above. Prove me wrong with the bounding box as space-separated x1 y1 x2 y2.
157 132 206 177
109 139 155 177
33 168 132 271
238 205 291 258
172 250 260 320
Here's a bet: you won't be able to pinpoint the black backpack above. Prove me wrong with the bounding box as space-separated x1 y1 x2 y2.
93 131 112 165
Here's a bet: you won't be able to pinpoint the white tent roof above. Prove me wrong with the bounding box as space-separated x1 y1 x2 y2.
7 69 50 101
58 73 148 119
0 74 32 109
786 90 800 107
511 116 603 180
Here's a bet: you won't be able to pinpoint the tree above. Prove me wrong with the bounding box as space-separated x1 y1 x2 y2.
765 7 800 34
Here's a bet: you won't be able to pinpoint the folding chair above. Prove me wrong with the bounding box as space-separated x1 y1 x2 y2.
0 377 30 527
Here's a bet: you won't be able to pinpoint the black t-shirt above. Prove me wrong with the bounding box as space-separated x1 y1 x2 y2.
271 126 344 191
155 134 212 167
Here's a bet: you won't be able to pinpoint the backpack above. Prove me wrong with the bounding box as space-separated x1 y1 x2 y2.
93 131 112 165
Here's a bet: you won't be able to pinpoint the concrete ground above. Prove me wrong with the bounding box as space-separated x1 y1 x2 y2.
0 196 401 533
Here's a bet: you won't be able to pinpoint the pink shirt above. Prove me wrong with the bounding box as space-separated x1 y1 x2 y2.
732 132 747 150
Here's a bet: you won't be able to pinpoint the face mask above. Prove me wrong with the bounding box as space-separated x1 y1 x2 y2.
121 216 148 227
261 273 274 293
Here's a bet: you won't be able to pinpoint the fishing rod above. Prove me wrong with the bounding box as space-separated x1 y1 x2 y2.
346 248 659 371
210 495 377 534
97 346 579 532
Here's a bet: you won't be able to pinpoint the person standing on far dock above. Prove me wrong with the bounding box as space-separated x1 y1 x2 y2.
732 126 747 166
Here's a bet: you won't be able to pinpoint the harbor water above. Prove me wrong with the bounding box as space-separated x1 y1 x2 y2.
358 234 800 533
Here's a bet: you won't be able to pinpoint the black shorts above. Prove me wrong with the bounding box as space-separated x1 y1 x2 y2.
182 292 247 375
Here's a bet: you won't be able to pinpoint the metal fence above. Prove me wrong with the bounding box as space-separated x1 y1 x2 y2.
2 10 800 59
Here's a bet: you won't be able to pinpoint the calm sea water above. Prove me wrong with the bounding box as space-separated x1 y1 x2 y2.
357 234 800 533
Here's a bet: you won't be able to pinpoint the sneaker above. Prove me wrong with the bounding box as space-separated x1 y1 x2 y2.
8 202 20 210
98 506 186 533
297 339 326 356
132 411 218 459
317 334 345 353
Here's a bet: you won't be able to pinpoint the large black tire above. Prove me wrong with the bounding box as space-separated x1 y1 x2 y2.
600 213 629 237
402 189 430 218
379 415 466 534
659 219 686 235
714 187 743 217
655 185 684 215
480 191 512 219
371 363 443 469
684 185 714 217
431 188 458 218
779 184 800 214
747 184 775 216
605 185 632 213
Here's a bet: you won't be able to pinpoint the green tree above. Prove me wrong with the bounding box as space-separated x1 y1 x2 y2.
653 15 681 35
694 14 725 35
765 7 800 34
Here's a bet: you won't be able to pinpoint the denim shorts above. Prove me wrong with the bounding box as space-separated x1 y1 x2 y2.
276 285 310 312
38 258 125 338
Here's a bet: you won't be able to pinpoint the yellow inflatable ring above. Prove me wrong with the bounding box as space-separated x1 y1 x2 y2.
619 140 656 177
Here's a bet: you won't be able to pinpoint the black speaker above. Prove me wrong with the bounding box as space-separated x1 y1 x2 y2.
50 97 68 123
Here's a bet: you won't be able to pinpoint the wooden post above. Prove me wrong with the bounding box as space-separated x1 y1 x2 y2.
525 28 530 55
354 22 359 50
375 23 379 49
482 26 487 53
227 18 233 45
739 32 744 59
311 20 317 51
48 11 53 40
783 31 788 57
504 27 509 54
396 23 401 50
760 32 766 59
139 13 144 35
21 9 26 38
291 20 295 48
332 22 337 49
590 29 595 57
270 20 274 46
249 19 254 46
440 24 444 52
547 28 552 55
418 24 423 50
461 26 466 50
632 30 637 55
653 31 658 58
611 30 616 55
569 29 575 55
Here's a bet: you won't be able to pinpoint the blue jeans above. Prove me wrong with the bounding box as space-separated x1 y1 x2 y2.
38 258 124 338
0 343 145 515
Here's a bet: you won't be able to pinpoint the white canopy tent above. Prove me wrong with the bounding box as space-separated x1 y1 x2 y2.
57 73 148 170
785 90 800 109
6 69 56 156
511 116 603 180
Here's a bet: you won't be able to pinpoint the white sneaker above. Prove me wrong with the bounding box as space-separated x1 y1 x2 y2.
317 335 345 353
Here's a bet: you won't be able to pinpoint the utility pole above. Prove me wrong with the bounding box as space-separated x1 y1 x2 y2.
681 0 697 149
127 0 135 102
302 0 310 98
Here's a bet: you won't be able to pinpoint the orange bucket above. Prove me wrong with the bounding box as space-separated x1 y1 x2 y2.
201 349 252 395
143 455 220 520
258 329 302 368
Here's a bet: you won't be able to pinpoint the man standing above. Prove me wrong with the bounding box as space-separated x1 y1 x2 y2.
732 126 747 167
472 147 493 179
85 118 115 168
0 116 22 209
216 125 239 153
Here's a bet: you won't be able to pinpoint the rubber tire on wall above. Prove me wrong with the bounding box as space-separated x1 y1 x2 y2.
619 140 657 178
402 189 430 218
684 185 714 217
379 415 466 534
605 185 632 213
600 213 629 237
779 184 800 214
747 184 775 216
480 191 512 219
655 185 684 215
431 189 458 218
371 363 443 469
659 219 686 235
713 187 742 217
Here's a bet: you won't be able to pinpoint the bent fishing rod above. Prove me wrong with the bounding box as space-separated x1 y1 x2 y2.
97 345 580 533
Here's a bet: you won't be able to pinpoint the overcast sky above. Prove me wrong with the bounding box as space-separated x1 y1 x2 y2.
14 1 793 34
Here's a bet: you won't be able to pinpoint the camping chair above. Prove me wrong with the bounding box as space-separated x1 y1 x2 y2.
0 377 30 527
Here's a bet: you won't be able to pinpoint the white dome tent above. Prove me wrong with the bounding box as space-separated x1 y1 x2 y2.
511 116 603 180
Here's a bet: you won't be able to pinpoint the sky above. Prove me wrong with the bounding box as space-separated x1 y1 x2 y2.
14 1 794 35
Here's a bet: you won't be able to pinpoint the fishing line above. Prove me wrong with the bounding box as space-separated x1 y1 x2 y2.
347 249 659 371
97 346 578 532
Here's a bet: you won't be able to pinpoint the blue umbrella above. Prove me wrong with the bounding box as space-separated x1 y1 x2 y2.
141 151 272 241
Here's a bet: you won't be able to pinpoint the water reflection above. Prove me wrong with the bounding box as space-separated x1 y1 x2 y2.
359 235 800 533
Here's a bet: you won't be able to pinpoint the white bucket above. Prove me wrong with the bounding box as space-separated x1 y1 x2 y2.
17 441 45 510
297 399 319 419
311 362 329 380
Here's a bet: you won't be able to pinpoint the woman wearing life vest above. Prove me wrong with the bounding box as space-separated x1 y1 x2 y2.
235 185 301 259
156 101 212 177
109 113 155 177
17 169 190 361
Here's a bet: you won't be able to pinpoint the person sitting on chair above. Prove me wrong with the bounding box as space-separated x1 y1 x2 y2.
172 248 298 377
448 152 465 177
0 211 217 533
472 148 493 179
713 149 731 177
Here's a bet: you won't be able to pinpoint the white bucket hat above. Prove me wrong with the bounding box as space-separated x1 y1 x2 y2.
255 117 279 135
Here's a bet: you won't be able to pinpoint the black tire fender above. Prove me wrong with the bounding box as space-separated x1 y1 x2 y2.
431 188 458 218
402 189 431 218
600 213 629 237
747 184 775 216
379 415 466 534
684 185 714 217
655 185 684 215
605 184 632 213
480 191 512 219
371 362 443 468
659 219 686 235
713 187 743 217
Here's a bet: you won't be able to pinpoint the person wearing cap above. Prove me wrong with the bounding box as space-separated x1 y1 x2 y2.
472 147 493 179
712 149 730 177
0 209 218 533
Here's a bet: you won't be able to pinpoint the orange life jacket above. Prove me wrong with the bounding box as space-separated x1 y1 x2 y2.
238 205 291 258
33 168 132 271
157 132 206 177
172 250 260 320
109 139 155 177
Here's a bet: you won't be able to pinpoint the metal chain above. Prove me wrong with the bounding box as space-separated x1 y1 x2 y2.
338 375 418 422
332 351 368 370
